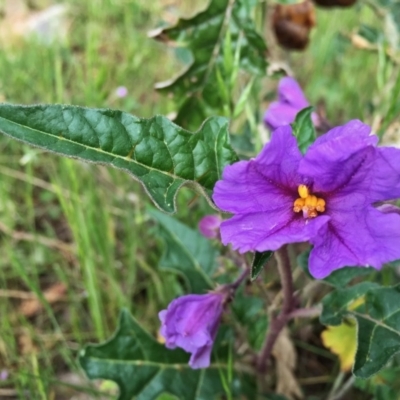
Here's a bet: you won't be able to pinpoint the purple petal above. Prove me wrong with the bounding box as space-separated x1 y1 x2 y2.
367 147 400 202
263 102 300 131
220 211 330 253
299 120 378 193
189 344 213 369
213 126 302 214
309 206 400 278
310 119 375 147
278 77 309 108
158 293 224 369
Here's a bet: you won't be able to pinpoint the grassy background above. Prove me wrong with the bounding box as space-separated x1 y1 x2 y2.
0 0 398 399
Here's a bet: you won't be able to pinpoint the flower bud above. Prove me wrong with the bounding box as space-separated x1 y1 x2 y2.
159 292 226 369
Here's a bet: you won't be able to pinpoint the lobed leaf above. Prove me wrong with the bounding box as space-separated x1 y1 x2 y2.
320 283 400 378
153 0 267 129
0 104 238 213
80 309 254 400
150 209 217 293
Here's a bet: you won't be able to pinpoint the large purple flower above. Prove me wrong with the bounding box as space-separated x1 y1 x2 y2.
213 120 400 278
264 77 318 131
159 292 226 369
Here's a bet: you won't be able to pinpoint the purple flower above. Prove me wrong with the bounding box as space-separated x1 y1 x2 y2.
213 120 400 278
264 77 319 131
0 370 8 381
115 86 128 98
159 292 226 368
198 215 222 239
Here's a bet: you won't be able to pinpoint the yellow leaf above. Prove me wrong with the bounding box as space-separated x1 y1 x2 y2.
321 322 357 372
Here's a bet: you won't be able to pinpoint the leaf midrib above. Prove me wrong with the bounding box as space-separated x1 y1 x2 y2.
0 115 193 183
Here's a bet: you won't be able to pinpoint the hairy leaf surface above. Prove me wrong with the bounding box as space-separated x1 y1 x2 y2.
0 104 238 212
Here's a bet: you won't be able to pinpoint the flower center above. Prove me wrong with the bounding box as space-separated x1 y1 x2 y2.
293 184 325 219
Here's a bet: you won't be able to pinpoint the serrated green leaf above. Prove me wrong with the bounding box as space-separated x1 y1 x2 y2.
0 104 238 213
321 284 400 378
80 309 254 400
291 106 316 154
150 209 217 293
320 282 379 326
251 251 273 281
153 0 267 129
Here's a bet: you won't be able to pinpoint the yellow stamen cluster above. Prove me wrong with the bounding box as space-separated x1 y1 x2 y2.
293 184 325 218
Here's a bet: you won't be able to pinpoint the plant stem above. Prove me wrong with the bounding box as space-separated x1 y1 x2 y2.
228 266 250 291
256 245 295 373
288 305 321 320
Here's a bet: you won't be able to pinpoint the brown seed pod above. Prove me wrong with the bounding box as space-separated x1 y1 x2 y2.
313 0 357 7
272 1 316 51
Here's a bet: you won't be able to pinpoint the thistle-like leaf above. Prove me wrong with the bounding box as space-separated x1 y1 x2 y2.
80 309 255 400
153 0 267 129
0 104 238 212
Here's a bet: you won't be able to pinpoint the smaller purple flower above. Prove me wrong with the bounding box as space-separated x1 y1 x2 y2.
198 215 222 239
264 77 319 131
0 370 8 381
159 292 226 369
115 86 128 98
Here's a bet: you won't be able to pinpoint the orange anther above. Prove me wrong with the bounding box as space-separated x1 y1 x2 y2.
316 198 326 212
308 209 318 218
294 185 326 218
305 195 317 209
293 198 305 212
298 185 309 199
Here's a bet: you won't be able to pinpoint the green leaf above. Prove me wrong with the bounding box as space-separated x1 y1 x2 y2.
153 0 267 129
291 106 316 154
0 104 238 213
323 267 375 288
251 251 273 281
80 309 254 400
320 282 379 326
355 366 400 400
150 209 217 293
320 284 400 378
232 290 268 351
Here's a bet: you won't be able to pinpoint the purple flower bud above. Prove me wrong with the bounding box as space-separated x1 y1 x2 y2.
198 215 222 239
159 292 226 369
264 77 319 131
115 86 128 98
